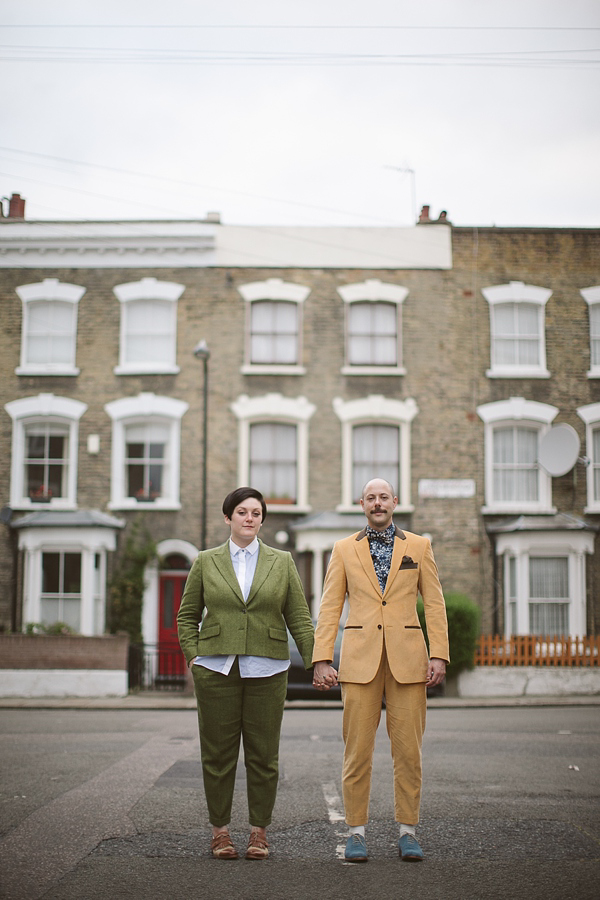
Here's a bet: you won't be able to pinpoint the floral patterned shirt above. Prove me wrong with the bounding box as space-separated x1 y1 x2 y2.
366 523 395 593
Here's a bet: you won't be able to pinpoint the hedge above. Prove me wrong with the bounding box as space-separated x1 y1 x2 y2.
417 591 481 677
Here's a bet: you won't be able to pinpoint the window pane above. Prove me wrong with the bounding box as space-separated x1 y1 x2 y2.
590 306 600 366
61 599 81 631
125 300 173 364
40 599 60 625
250 302 298 364
64 553 82 594
493 302 540 367
529 557 568 599
127 466 145 497
26 301 75 365
352 425 399 503
249 423 297 500
493 426 538 502
529 603 569 635
347 303 397 366
42 553 60 593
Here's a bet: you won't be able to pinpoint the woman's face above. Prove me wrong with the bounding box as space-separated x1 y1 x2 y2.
225 497 263 547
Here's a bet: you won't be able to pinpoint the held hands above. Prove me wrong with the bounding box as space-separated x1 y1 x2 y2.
312 660 338 691
426 657 446 687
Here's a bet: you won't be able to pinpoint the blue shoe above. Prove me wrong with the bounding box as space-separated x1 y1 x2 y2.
398 833 423 861
345 834 368 862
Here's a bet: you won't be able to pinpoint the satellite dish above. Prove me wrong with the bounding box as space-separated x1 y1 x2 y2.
538 424 581 477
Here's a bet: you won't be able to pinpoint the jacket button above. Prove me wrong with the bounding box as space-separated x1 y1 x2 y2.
378 624 382 629
242 609 247 614
382 601 387 606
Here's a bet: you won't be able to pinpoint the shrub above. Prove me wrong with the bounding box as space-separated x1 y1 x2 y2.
108 519 157 644
417 591 481 677
25 622 77 635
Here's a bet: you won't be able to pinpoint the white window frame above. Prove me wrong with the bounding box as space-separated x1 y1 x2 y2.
576 401 600 512
495 530 593 638
477 397 558 514
113 277 184 375
15 278 85 376
104 393 189 510
4 394 87 510
483 281 551 379
18 525 118 636
333 394 418 512
338 280 408 376
230 393 315 512
581 286 600 378
239 278 309 375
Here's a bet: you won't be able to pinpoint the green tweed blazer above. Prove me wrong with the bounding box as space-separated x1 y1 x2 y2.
177 539 314 669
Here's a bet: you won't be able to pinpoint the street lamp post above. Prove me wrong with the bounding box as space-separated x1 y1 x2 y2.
193 340 210 550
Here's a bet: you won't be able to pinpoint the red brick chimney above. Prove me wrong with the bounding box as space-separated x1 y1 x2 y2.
418 204 430 223
5 193 26 218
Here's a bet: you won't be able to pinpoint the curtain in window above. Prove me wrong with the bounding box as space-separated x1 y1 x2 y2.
352 424 399 503
528 556 569 634
590 305 600 367
26 301 75 365
125 422 168 500
24 422 69 500
249 423 297 500
593 428 600 502
493 426 538 502
250 301 298 364
125 300 174 364
347 303 397 366
493 302 540 366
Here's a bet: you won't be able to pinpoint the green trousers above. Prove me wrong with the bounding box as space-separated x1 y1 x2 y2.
192 658 288 828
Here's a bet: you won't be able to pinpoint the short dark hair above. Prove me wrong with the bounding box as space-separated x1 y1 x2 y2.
222 487 267 522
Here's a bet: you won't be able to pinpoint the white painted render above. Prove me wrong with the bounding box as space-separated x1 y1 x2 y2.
0 221 452 269
0 669 128 698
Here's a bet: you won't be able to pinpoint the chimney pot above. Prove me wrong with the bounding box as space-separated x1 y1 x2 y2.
418 204 430 223
8 193 25 219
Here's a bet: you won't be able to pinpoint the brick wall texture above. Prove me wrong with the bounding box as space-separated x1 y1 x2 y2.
1 225 599 637
0 634 129 669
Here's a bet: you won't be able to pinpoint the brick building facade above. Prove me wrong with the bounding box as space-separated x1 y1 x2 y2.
1 201 599 647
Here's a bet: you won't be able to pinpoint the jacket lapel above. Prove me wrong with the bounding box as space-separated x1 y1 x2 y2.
354 529 383 596
383 529 408 596
211 542 245 604
246 540 277 605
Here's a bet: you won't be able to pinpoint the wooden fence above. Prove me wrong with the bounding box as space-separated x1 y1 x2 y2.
475 635 600 667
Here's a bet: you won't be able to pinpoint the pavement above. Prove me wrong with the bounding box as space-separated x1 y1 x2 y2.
1 691 599 709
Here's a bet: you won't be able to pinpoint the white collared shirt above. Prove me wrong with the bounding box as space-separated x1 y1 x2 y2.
192 537 290 678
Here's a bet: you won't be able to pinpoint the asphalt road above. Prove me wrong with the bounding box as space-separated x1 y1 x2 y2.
0 705 599 899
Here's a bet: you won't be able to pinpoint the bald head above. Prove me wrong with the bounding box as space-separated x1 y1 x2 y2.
360 479 398 531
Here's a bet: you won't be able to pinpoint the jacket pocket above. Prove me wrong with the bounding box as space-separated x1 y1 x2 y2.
198 623 221 640
268 626 288 642
344 625 363 630
405 625 422 630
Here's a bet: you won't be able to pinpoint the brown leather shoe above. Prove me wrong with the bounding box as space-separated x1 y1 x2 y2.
210 832 239 859
245 832 269 860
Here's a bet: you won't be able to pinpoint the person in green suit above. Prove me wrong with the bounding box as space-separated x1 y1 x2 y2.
177 487 316 861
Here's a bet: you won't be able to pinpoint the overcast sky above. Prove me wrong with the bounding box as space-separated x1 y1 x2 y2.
1 0 599 227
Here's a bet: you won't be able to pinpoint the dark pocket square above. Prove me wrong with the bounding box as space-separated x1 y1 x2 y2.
400 555 418 570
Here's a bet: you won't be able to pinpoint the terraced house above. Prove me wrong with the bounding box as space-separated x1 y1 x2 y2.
1 194 599 676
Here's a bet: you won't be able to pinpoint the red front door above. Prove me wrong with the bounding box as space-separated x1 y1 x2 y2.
158 571 188 678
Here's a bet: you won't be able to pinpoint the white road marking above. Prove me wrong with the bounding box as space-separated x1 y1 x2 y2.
321 781 349 860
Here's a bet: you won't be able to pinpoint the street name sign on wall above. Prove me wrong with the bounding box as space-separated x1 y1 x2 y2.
418 479 476 499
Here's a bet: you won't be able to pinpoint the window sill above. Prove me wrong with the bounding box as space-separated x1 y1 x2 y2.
335 504 414 514
12 501 78 511
15 366 80 376
485 367 550 379
587 369 600 379
107 500 182 511
341 366 406 376
241 365 306 375
265 504 312 514
113 364 180 375
481 505 557 515
583 506 600 515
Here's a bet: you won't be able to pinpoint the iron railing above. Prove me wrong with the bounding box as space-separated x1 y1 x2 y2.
128 642 187 691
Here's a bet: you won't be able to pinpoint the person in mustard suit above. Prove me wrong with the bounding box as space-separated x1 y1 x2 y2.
312 478 449 863
177 487 314 861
